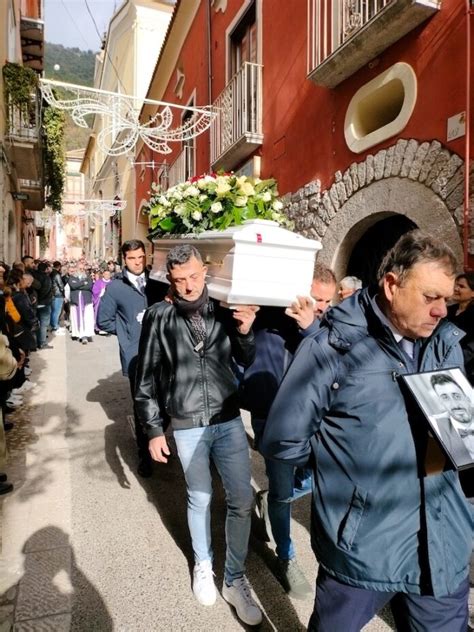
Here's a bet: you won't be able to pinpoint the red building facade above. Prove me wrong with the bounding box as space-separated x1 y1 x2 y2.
136 0 473 279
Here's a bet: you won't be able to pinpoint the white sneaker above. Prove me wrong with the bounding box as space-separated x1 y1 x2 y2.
55 328 66 336
222 576 262 626
24 368 32 376
6 397 23 407
12 382 36 395
192 560 216 606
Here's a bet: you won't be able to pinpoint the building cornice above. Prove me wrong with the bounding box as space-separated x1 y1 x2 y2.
139 0 200 124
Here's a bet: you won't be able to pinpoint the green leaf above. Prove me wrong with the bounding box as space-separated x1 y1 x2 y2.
254 178 276 194
232 207 242 224
246 201 257 219
159 217 177 232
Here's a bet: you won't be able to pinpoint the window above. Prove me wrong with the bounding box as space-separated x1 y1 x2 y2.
229 1 257 77
182 103 195 181
158 164 169 192
344 62 417 154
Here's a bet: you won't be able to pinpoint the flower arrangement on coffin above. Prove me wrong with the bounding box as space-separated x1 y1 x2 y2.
145 172 293 238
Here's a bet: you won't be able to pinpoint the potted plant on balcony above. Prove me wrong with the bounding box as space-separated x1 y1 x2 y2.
2 62 38 129
145 173 321 306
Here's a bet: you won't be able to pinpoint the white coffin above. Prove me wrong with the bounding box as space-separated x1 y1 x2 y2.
151 219 322 307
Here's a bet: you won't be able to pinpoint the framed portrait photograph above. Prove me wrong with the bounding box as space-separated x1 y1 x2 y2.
401 368 474 471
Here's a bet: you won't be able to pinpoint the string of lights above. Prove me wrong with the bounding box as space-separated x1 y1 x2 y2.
59 0 92 51
83 0 128 94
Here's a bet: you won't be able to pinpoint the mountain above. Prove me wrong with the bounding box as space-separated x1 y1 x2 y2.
44 43 96 150
44 43 95 86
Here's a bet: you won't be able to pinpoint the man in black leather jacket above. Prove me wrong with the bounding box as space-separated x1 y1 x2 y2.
134 244 262 626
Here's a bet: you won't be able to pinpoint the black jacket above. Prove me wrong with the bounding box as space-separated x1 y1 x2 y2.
67 275 93 306
134 298 255 437
50 270 65 298
33 270 53 305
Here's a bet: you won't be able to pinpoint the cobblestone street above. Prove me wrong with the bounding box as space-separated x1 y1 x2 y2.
0 332 472 631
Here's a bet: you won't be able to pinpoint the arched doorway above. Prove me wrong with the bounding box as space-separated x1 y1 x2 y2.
347 215 417 285
319 178 462 280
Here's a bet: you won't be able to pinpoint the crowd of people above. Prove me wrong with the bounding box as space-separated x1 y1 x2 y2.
0 233 473 631
0 255 122 496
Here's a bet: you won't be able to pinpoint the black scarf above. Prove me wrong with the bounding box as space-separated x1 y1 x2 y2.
173 286 208 344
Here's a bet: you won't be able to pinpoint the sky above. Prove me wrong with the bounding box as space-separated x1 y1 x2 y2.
44 0 120 52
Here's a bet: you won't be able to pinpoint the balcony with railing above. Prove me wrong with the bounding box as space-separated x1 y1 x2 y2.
17 177 44 211
210 62 263 171
307 0 441 88
4 91 42 181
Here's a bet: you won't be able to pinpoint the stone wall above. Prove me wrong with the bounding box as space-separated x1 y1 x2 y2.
282 138 472 271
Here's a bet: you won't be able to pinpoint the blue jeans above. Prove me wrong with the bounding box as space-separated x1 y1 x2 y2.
50 297 64 330
174 417 253 585
36 304 52 348
253 417 312 560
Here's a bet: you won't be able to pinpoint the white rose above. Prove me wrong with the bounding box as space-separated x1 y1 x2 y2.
234 196 247 207
211 202 223 213
272 200 284 211
216 182 232 196
192 210 202 221
174 204 186 216
199 194 208 202
240 181 255 196
261 191 272 202
183 185 200 197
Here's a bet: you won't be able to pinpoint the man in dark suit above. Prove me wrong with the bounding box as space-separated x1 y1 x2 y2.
97 239 166 477
431 373 474 462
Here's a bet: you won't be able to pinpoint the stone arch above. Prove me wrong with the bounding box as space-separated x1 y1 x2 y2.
320 178 463 278
284 138 467 274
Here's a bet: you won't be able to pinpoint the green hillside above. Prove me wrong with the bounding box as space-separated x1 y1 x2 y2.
44 43 95 86
44 43 96 150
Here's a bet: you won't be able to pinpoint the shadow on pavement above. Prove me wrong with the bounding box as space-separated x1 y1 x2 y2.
87 372 309 630
87 373 195 568
6 397 80 503
0 526 113 631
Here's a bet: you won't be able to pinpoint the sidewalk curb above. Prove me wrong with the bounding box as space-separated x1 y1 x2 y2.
0 333 72 629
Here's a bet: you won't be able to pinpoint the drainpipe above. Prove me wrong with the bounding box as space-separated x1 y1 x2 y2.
206 0 213 170
465 0 473 271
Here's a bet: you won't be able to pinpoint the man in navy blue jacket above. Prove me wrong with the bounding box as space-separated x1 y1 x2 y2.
97 239 166 477
262 231 473 632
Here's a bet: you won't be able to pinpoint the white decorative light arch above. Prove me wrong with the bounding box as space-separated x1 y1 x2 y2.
40 79 217 156
62 199 127 224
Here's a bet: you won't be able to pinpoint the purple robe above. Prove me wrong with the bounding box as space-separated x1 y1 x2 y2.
92 278 111 324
